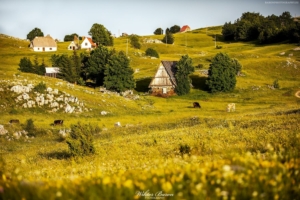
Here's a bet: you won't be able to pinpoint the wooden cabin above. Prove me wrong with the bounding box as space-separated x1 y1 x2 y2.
149 61 178 97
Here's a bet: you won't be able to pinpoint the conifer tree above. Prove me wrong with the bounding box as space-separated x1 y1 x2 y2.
175 55 194 96
104 51 135 92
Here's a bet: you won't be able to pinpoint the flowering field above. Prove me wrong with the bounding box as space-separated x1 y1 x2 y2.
1 112 299 200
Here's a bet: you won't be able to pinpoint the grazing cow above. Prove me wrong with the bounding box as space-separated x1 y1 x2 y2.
193 102 201 108
9 119 20 124
54 120 64 126
227 103 236 112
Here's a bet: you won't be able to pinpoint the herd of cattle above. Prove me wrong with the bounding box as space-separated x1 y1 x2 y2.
8 103 236 126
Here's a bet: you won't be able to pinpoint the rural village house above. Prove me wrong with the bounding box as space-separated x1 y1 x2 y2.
149 61 178 97
68 41 79 50
45 67 60 78
81 37 97 49
180 25 191 33
30 34 57 52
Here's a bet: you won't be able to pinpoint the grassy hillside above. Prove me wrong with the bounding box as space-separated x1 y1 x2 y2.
0 27 300 199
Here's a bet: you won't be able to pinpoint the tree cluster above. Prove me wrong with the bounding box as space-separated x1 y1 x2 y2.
222 11 300 44
154 25 180 35
18 56 46 75
162 28 174 44
206 53 241 93
51 51 82 84
64 33 80 42
27 28 44 41
83 45 135 92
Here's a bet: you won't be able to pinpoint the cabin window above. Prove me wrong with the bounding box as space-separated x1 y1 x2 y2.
85 43 88 46
38 48 40 50
50 48 52 50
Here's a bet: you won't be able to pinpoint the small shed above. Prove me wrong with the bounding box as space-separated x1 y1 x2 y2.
45 67 60 78
68 41 79 50
149 61 178 97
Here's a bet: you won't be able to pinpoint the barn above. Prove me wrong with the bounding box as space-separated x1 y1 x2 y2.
30 34 57 52
149 61 178 97
180 25 191 33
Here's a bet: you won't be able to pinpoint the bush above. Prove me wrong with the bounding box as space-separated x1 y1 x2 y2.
24 118 35 136
66 123 96 157
273 79 280 89
33 82 47 93
216 45 222 49
179 144 191 155
145 48 159 58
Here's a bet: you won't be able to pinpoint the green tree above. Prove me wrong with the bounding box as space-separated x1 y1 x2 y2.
175 55 194 96
27 27 44 41
85 45 115 86
145 48 159 58
104 51 135 92
162 28 174 44
18 57 34 73
170 25 181 33
154 28 163 35
129 35 141 49
88 23 113 46
206 53 237 93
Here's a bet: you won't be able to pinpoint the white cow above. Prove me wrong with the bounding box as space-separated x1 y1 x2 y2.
227 103 236 112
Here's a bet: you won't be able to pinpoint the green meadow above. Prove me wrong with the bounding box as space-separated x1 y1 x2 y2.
0 26 300 199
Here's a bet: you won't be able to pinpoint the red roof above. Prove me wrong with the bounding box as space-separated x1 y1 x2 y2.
180 25 190 32
87 37 97 47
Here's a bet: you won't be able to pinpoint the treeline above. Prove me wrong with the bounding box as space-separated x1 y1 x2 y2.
222 11 300 44
18 46 135 92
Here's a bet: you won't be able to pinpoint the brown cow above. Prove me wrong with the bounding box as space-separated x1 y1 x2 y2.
54 120 64 126
193 102 201 108
9 119 20 124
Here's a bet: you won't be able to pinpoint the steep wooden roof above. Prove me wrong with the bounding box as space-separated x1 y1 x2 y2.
31 35 57 47
149 61 177 87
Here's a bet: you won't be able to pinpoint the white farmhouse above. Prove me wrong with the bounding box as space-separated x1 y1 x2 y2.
30 34 57 52
81 37 97 49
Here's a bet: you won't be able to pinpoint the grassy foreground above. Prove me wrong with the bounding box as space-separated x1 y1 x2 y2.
0 27 300 199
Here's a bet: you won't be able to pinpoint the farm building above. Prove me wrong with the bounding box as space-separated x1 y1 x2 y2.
180 25 191 33
30 35 57 52
68 41 79 50
81 37 97 49
149 61 178 97
45 67 60 78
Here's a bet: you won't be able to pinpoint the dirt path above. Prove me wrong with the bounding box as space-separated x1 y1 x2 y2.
295 90 300 98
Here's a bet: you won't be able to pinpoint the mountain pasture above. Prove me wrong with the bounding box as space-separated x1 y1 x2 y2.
0 27 300 199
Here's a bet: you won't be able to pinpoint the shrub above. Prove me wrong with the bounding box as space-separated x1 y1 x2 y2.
179 144 191 155
216 45 223 49
33 82 47 93
145 48 159 58
66 123 96 157
24 118 35 136
273 79 280 89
